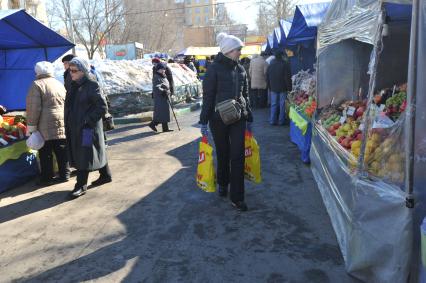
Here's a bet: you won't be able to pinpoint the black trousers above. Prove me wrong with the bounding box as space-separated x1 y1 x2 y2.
251 89 268 108
209 117 245 202
38 139 70 181
76 164 112 187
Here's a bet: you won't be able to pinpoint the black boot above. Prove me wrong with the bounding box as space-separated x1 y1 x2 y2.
231 200 248 212
162 123 173 132
91 176 112 187
70 185 87 198
148 121 157 132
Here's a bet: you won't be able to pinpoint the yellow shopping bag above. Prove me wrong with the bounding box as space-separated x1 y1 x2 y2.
196 136 216 192
244 131 262 183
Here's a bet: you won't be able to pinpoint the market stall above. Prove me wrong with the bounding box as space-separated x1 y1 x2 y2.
280 3 329 163
0 9 74 193
406 0 426 280
311 1 413 282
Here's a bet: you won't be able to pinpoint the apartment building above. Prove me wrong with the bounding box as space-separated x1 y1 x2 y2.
0 0 47 23
184 0 216 27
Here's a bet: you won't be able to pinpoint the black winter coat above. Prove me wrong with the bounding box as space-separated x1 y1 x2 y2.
199 53 253 125
266 58 292 93
65 76 108 171
152 73 171 123
64 69 73 94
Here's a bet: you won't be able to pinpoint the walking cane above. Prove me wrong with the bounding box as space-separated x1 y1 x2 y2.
167 96 181 131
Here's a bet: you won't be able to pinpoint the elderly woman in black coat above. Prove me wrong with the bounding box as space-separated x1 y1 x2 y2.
65 57 112 198
149 63 173 132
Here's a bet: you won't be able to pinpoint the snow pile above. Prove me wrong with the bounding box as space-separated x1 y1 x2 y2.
53 58 199 95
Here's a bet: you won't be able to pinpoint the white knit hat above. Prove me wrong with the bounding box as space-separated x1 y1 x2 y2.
70 57 90 74
34 61 54 76
216 32 244 54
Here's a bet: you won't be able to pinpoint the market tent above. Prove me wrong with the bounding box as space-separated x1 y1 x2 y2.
287 2 331 45
272 27 283 49
312 1 414 282
0 9 74 110
318 0 412 53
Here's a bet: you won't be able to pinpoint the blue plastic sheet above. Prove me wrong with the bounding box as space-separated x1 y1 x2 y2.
0 9 74 110
0 152 38 193
290 119 312 164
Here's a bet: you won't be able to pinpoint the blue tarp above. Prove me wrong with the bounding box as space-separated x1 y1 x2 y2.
0 151 38 193
287 2 331 45
0 9 74 110
290 119 312 164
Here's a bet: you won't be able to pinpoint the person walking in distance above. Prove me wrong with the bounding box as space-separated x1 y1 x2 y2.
199 32 253 212
26 61 70 185
249 52 268 108
65 57 112 198
148 63 173 133
62 54 76 94
266 50 292 125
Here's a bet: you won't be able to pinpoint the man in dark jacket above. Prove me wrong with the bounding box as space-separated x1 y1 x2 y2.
152 58 174 96
266 50 292 125
199 32 253 211
62 54 75 93
65 57 112 198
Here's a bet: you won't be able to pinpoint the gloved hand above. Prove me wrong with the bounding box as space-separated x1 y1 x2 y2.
200 124 208 137
246 122 253 133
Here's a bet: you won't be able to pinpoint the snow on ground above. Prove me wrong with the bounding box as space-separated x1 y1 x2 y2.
53 56 199 95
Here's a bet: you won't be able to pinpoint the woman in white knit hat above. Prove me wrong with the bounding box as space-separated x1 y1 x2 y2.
199 32 253 211
26 61 70 186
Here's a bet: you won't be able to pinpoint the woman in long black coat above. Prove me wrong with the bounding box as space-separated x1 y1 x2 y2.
65 57 112 198
149 63 173 132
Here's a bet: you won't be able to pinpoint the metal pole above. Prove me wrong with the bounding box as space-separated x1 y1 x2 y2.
67 0 76 54
405 0 420 209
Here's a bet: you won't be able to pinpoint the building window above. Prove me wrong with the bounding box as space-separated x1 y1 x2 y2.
195 7 200 13
186 8 191 14
205 16 210 24
204 7 209 13
195 0 200 3
205 0 209 3
186 0 191 4
195 16 201 25
186 16 192 25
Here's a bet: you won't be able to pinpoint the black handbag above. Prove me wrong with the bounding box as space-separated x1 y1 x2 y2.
103 113 115 131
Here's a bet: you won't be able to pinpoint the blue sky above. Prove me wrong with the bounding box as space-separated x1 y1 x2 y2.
223 0 327 30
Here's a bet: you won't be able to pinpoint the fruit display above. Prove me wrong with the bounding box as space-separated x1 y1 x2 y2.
289 70 317 119
0 114 27 147
317 84 408 186
291 92 317 118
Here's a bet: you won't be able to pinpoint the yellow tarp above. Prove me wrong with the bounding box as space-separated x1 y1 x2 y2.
289 107 308 135
0 140 31 166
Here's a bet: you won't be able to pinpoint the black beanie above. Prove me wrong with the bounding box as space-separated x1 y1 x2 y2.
62 54 76 62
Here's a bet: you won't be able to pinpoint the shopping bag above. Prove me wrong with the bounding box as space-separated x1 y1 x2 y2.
196 136 216 192
244 131 262 183
26 131 44 150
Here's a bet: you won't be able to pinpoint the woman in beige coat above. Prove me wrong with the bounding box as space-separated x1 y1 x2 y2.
26 61 70 186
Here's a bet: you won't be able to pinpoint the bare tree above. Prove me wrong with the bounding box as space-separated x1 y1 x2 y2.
256 0 295 35
47 0 126 59
122 0 181 53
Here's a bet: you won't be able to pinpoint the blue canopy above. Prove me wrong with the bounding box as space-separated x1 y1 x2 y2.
0 10 74 110
265 33 274 53
272 27 283 49
287 2 330 45
279 19 292 40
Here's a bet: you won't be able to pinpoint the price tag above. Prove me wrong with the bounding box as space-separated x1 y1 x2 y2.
347 106 356 116
339 116 346 124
